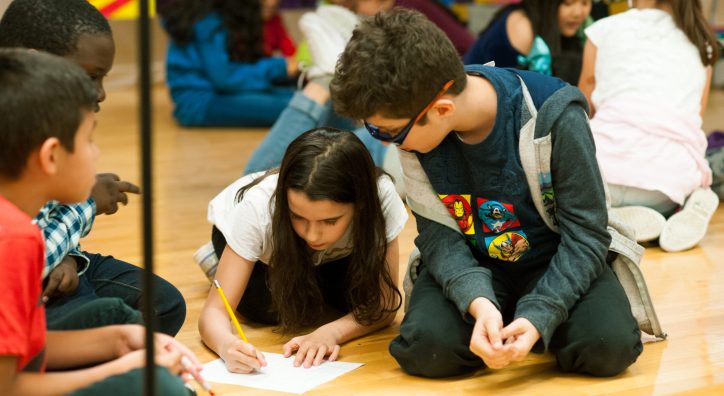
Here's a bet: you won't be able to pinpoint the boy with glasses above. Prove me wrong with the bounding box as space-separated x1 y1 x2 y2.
331 8 642 378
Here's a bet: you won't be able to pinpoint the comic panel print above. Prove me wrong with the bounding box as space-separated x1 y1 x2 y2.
476 198 520 233
439 194 475 235
484 231 530 262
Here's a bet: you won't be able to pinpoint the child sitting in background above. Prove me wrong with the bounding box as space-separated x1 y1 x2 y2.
199 128 408 372
578 0 720 252
0 48 199 396
262 0 297 58
0 0 186 335
159 0 299 127
464 0 592 85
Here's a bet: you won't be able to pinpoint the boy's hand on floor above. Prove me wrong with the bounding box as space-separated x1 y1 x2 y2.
91 173 141 215
220 338 267 374
500 318 540 362
468 297 514 369
283 327 341 368
42 255 80 300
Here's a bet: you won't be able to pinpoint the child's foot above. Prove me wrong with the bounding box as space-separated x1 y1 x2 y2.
315 4 358 40
610 206 666 243
659 188 719 252
299 6 357 77
192 241 218 282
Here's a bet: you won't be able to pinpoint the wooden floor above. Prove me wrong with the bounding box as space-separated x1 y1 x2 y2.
80 86 724 396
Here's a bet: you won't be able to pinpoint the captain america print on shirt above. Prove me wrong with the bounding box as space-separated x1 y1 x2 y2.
477 198 520 233
439 194 475 235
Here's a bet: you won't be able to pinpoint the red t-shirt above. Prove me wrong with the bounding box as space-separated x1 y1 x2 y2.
0 194 46 372
263 14 296 57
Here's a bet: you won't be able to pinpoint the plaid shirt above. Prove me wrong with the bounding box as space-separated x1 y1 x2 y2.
33 200 96 279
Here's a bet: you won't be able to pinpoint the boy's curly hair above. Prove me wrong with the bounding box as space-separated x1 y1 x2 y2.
331 8 467 121
0 0 111 57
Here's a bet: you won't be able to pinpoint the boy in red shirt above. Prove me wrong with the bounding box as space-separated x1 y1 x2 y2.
0 49 200 395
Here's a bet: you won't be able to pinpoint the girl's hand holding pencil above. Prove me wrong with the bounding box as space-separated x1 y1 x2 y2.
215 279 267 373
220 337 267 373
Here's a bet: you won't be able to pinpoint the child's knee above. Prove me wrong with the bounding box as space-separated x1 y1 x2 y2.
389 320 481 378
557 330 643 377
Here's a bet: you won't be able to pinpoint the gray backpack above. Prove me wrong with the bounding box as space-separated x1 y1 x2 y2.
399 77 666 341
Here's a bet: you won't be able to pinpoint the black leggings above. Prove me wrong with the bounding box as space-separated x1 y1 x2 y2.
211 226 350 325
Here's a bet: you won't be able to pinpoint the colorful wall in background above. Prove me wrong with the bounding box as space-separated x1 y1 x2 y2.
89 0 156 19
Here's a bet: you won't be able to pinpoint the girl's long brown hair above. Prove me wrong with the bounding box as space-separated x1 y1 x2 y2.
665 0 719 65
237 128 401 333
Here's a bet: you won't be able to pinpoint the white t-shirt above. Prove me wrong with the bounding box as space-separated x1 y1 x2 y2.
208 172 408 265
585 8 706 117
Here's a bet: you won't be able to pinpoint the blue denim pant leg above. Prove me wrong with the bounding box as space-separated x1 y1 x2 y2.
200 86 295 128
46 296 143 331
244 91 335 174
352 125 389 167
244 91 390 174
45 252 187 335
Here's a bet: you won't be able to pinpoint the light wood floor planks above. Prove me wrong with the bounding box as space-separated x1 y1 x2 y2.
79 86 724 395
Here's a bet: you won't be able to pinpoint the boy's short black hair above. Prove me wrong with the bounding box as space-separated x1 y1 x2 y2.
331 8 467 121
0 49 97 180
0 0 111 56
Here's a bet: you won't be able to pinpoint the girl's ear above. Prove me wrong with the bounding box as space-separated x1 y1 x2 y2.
37 137 61 176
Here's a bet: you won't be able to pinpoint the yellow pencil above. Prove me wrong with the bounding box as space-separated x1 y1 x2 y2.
213 279 249 343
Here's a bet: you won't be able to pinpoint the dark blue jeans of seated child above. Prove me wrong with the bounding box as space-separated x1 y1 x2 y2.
45 252 187 335
390 264 643 378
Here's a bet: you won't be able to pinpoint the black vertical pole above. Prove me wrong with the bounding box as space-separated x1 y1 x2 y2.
139 0 155 395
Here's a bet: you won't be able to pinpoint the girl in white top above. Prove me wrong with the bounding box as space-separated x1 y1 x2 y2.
578 0 720 252
201 127 408 373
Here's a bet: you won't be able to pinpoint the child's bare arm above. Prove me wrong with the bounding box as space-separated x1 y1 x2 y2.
700 65 713 118
578 39 597 116
45 326 129 369
199 246 265 373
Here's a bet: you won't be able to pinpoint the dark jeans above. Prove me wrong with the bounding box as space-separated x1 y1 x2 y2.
211 226 350 324
389 264 643 378
68 367 192 396
45 252 187 335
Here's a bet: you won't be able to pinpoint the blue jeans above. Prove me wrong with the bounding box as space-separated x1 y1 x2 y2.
198 87 295 127
45 252 187 336
244 91 389 174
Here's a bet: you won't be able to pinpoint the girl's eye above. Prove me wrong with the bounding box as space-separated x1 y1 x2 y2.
324 219 338 226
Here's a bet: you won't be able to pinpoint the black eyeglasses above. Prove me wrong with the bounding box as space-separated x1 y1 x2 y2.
364 80 455 145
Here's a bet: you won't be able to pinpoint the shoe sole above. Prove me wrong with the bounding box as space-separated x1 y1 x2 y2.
660 188 719 252
610 206 666 243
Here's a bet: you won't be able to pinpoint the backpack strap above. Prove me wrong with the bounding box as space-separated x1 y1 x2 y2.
517 76 559 232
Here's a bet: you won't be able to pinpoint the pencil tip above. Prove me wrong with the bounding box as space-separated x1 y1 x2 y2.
213 279 220 288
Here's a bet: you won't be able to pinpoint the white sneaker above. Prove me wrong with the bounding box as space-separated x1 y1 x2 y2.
299 6 356 76
315 4 358 41
610 206 666 243
660 188 720 252
192 241 218 282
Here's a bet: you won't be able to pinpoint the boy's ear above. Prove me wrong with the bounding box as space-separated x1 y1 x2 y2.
432 99 455 119
37 137 62 176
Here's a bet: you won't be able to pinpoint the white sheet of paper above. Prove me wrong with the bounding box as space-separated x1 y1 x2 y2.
202 353 363 394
